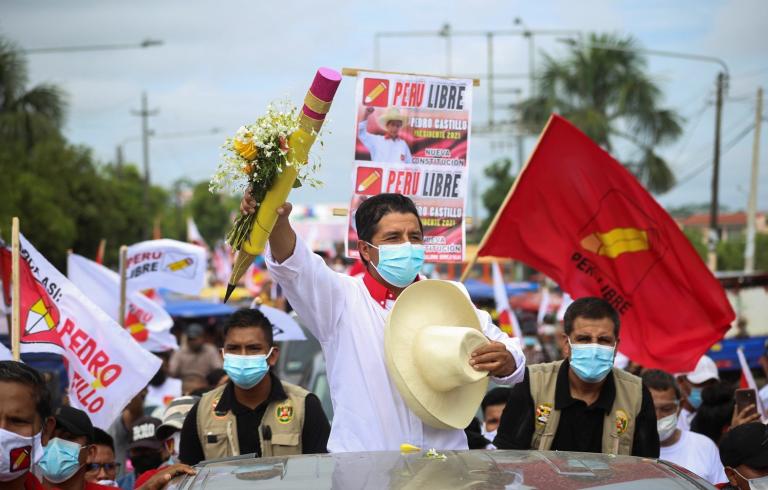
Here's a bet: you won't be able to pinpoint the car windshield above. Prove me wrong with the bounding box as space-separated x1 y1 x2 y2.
168 449 712 490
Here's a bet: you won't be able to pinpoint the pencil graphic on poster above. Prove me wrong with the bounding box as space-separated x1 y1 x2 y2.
364 82 387 104
357 170 381 192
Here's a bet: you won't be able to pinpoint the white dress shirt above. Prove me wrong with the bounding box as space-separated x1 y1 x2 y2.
266 236 525 452
358 120 413 163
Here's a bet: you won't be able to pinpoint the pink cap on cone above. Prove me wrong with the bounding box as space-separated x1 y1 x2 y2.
311 67 342 102
301 68 341 121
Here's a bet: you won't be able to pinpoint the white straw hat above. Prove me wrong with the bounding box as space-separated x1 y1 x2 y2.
385 280 490 430
377 107 408 126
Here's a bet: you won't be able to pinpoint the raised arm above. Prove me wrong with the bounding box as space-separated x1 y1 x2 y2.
241 195 351 342
357 107 378 150
240 194 296 263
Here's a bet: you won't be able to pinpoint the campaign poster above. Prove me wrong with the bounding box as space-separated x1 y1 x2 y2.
346 71 472 262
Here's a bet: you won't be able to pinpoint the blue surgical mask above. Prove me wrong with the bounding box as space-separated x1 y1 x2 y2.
688 387 703 410
223 348 274 389
367 241 425 288
568 339 615 383
39 437 84 484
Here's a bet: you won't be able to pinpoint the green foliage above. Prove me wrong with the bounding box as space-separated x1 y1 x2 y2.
0 37 228 270
520 33 683 194
187 181 238 245
681 227 768 272
479 158 516 236
682 227 708 262
0 38 67 148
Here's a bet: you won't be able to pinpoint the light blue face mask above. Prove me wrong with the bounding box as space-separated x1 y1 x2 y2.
568 339 616 383
688 387 703 410
39 437 84 484
223 348 274 389
367 241 425 288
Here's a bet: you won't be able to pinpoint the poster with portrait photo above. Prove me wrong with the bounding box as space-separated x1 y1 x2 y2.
346 71 472 262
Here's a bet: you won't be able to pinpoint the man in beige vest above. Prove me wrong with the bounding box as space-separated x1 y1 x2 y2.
178 308 330 464
494 297 659 457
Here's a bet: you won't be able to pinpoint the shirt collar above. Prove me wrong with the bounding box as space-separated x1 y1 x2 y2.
215 371 287 415
555 359 616 412
362 268 420 308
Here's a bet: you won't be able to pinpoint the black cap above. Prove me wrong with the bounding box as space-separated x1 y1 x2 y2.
719 422 768 469
54 406 95 443
128 416 164 451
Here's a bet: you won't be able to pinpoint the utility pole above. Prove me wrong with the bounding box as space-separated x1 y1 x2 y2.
707 72 726 271
487 32 494 127
745 86 763 273
131 92 159 239
115 145 124 175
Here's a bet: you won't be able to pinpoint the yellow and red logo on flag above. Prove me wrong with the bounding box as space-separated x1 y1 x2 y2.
477 115 734 372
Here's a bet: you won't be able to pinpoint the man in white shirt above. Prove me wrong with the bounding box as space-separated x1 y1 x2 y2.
358 107 413 163
643 369 726 485
242 193 525 452
675 354 720 431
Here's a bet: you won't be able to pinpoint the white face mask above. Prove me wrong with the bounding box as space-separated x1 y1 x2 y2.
0 428 43 482
657 413 678 442
734 471 768 490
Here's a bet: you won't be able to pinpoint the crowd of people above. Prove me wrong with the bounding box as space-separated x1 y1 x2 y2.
1 193 766 490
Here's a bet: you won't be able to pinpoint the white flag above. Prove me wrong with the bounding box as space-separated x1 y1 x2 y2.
19 235 161 428
0 342 11 361
537 287 551 325
125 239 206 295
67 254 177 352
492 262 522 338
556 292 573 322
212 243 233 285
186 217 209 251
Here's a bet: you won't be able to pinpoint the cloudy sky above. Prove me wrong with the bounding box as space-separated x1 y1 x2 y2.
3 0 767 218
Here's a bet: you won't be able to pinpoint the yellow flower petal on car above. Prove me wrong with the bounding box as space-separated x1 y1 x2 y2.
400 443 421 453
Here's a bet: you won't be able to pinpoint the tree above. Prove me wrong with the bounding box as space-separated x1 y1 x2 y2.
520 33 683 194
478 158 516 236
0 37 66 148
186 182 238 245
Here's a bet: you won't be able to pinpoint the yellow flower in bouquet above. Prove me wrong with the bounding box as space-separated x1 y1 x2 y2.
209 101 324 251
233 136 258 161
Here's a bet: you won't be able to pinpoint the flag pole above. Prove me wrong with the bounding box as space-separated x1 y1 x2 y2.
460 115 555 283
11 217 20 361
119 245 127 327
96 239 106 265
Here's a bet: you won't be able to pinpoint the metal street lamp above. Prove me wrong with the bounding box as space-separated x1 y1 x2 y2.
22 38 163 54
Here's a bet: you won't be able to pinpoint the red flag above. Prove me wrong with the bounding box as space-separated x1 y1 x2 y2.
477 115 734 372
0 246 10 308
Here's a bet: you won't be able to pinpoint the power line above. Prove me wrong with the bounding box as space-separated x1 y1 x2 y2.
673 122 756 188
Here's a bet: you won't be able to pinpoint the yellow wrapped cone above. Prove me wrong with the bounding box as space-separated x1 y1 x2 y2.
225 68 342 302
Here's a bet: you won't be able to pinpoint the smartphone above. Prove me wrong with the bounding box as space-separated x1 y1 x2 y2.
735 388 758 418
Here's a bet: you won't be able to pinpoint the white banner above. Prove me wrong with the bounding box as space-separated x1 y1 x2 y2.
67 254 177 352
19 235 161 428
125 239 206 296
187 217 209 251
347 71 473 262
